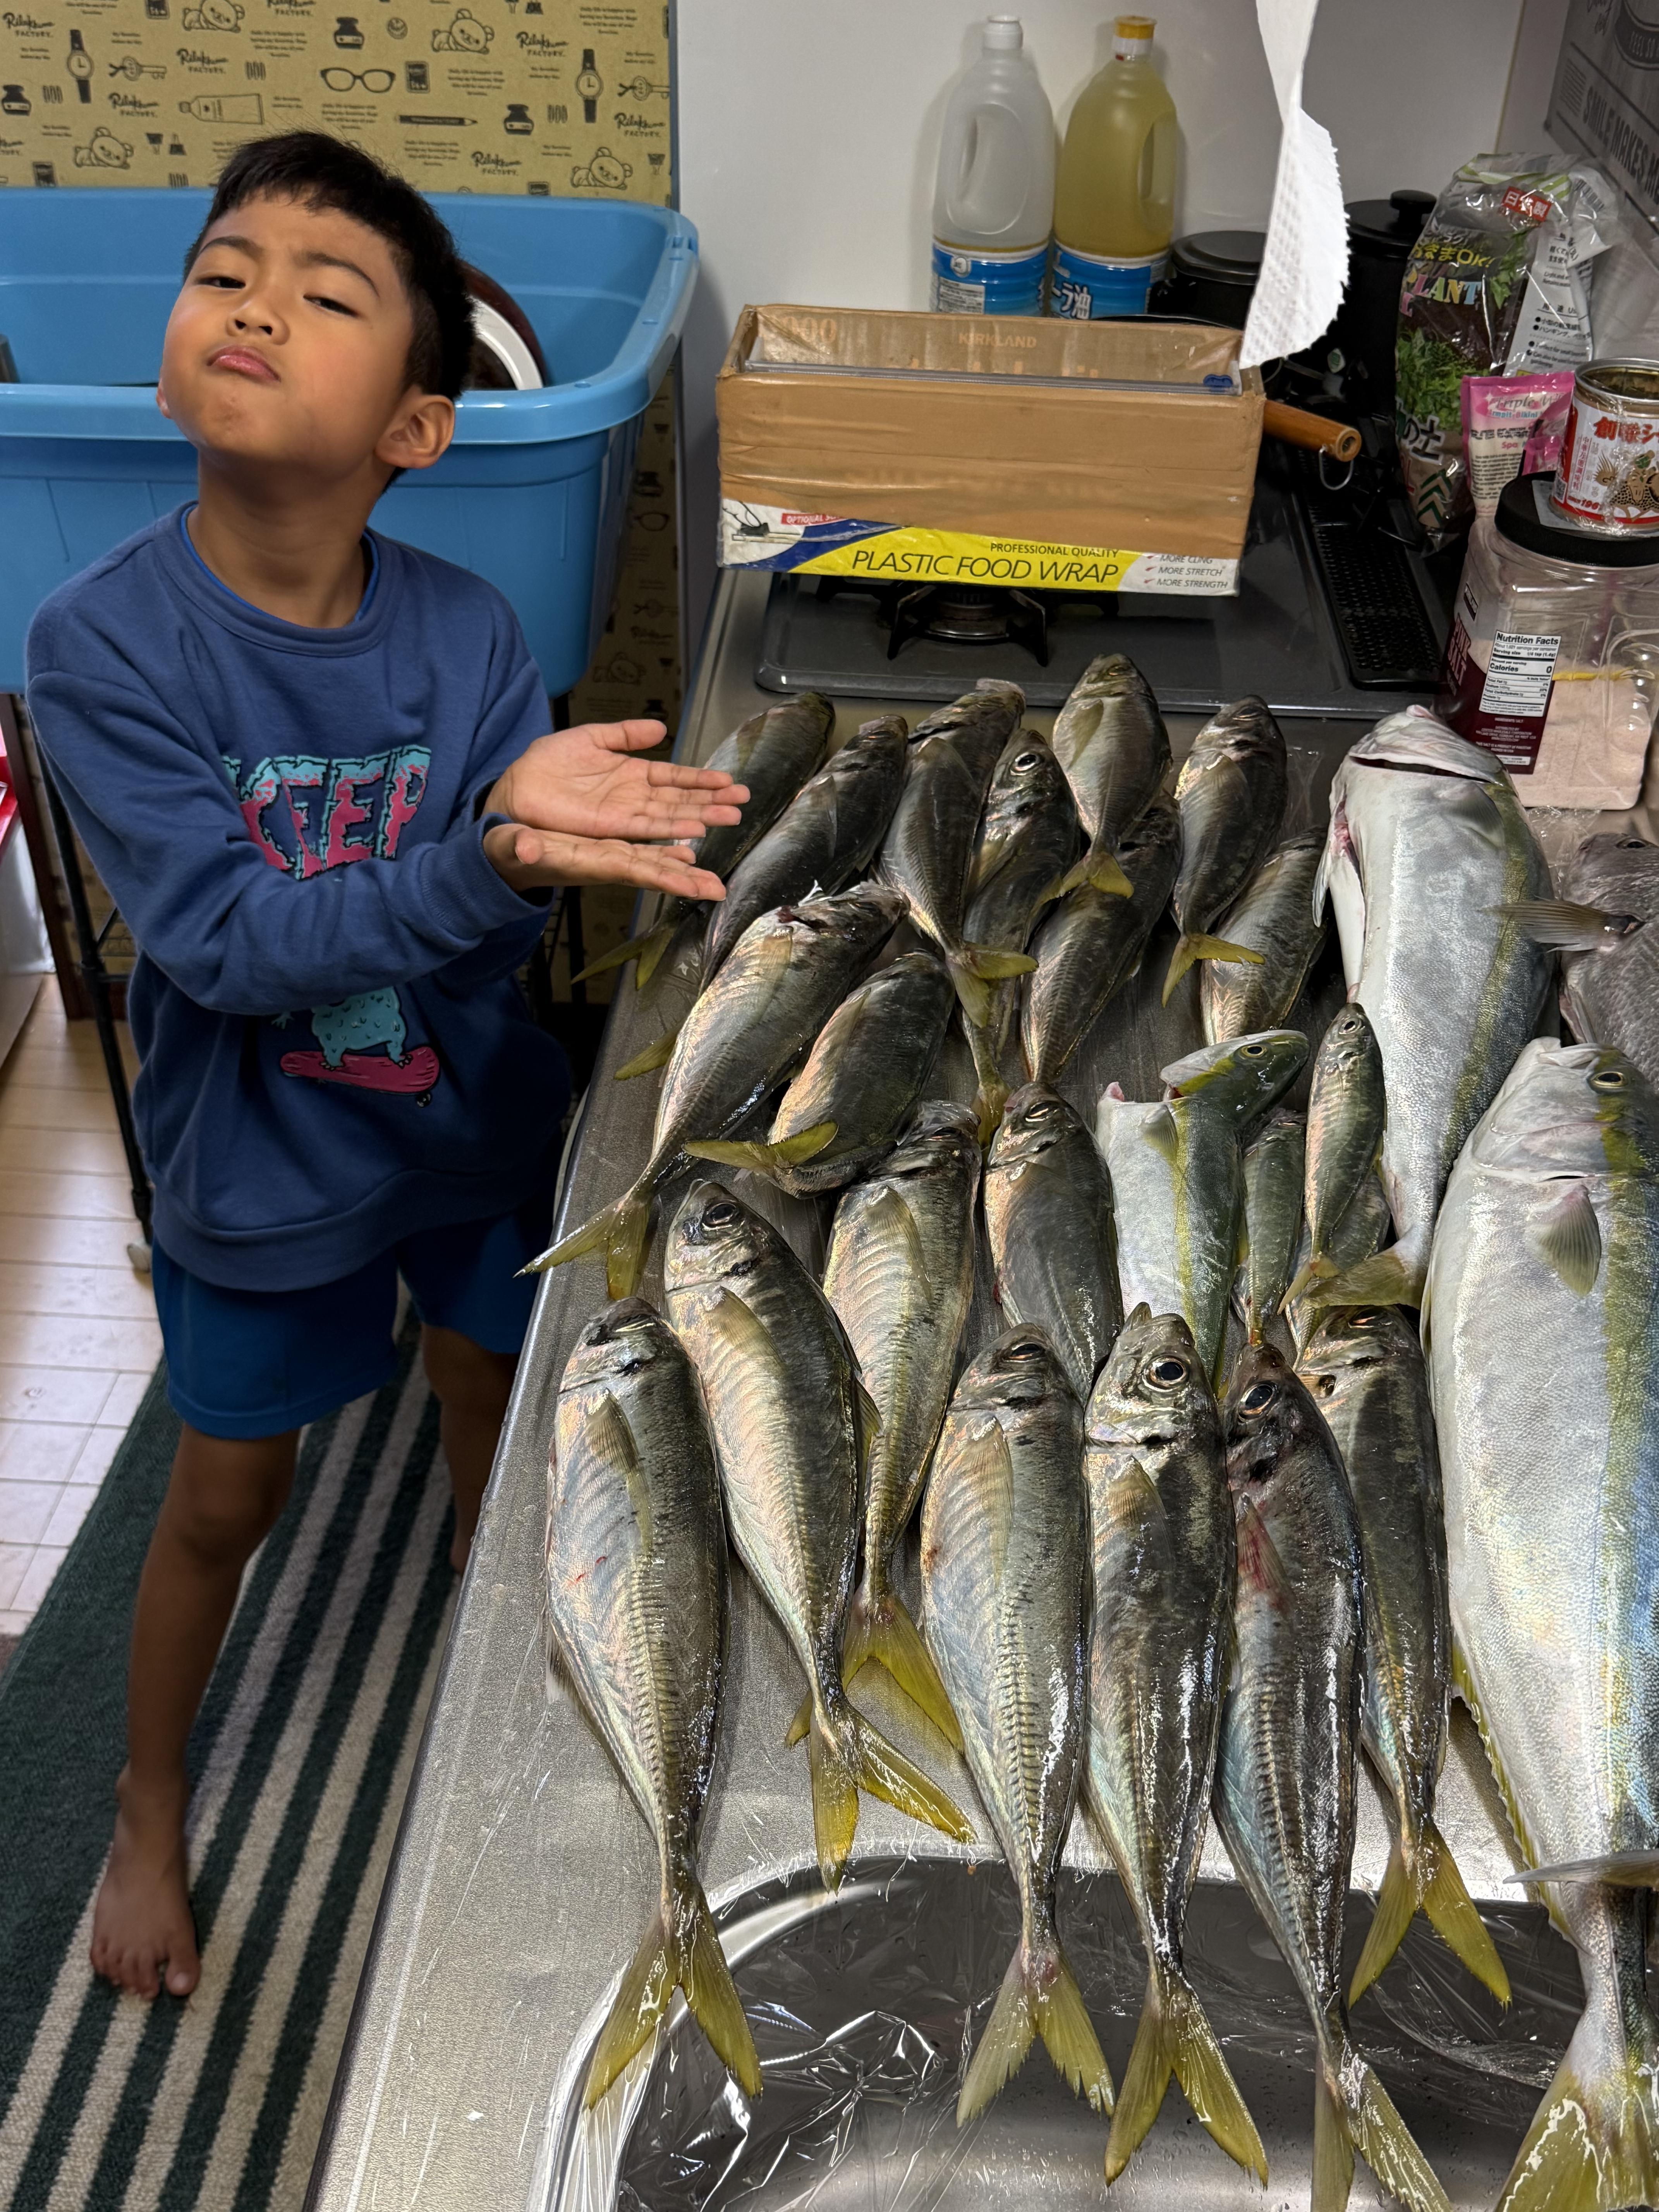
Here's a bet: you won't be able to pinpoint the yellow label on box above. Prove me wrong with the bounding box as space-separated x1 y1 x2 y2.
718 503 1239 596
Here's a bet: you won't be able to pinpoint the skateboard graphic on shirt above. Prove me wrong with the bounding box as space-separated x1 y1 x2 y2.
275 987 441 1103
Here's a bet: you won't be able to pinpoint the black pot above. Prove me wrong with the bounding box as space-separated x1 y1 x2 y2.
1149 230 1264 331
1330 189 1434 422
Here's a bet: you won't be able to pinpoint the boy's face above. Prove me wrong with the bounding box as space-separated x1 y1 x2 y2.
158 192 454 488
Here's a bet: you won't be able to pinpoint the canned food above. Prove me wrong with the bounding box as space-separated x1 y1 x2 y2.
1550 360 1659 532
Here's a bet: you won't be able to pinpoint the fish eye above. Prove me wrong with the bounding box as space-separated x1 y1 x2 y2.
1147 1355 1188 1388
1240 1043 1265 1058
1618 836 1647 849
1024 1098 1059 1121
1239 1381 1277 1415
702 1199 741 1227
1592 1068 1625 1091
1005 1338 1046 1363
1012 749 1043 772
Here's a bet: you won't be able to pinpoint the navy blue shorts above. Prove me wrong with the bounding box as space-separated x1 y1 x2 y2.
152 1193 553 1439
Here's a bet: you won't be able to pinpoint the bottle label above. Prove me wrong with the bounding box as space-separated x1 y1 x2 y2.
1440 611 1560 773
1050 242 1167 319
930 240 1048 316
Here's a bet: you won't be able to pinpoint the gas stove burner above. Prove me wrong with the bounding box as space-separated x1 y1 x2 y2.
814 575 1060 664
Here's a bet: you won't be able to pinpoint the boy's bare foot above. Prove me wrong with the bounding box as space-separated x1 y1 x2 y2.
90 1768 199 1999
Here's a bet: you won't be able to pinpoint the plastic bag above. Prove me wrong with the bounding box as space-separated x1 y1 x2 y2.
1396 155 1618 547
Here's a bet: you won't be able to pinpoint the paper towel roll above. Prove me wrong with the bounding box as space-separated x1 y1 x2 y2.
1240 0 1350 371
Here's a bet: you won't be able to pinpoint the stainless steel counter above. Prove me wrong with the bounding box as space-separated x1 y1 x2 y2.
306 572 1656 2212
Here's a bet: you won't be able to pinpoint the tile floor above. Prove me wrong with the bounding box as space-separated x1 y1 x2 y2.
0 977 155 1640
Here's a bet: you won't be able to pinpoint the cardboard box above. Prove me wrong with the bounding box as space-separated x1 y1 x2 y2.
715 306 1265 596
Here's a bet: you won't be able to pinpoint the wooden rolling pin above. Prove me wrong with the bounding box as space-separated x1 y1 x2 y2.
1262 400 1362 464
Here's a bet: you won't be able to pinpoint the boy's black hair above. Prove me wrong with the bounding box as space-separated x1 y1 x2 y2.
185 132 474 400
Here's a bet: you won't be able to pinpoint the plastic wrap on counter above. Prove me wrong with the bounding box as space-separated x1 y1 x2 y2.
536 1856 1580 2212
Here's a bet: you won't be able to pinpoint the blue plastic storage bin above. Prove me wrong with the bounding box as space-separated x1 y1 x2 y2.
0 189 697 695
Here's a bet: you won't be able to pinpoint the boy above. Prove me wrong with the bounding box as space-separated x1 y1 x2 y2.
24 132 744 2003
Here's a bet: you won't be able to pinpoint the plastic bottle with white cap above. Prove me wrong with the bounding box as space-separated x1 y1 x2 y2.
930 16 1056 317
1051 15 1178 317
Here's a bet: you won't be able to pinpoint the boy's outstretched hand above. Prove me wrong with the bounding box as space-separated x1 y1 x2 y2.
484 821 726 902
486 719 748 845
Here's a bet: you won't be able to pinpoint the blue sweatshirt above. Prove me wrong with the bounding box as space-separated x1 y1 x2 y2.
26 510 570 1293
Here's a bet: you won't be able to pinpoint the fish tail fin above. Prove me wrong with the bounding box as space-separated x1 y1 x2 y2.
804 1693 971 1887
613 1026 682 1079
847 1702 973 1843
570 919 674 987
1348 2044 1454 2212
1161 932 1266 1006
804 1701 862 1891
522 1185 651 1300
1315 1248 1423 1309
1312 2060 1357 2212
843 1581 963 1750
1349 1829 1419 2006
948 945 1037 1029
684 1121 838 1179
1282 1253 1336 1310
582 1875 762 2107
962 1015 1010 1145
959 1913 1113 2126
1054 850 1134 900
1418 1817 1511 2004
1496 2009 1659 2212
1105 1965 1265 2184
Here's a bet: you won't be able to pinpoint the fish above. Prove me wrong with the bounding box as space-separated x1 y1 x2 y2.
1218 1343 1452 2212
691 950 953 1196
1503 827 1659 1090
548 1298 760 2106
962 732 1081 1133
1284 1169 1393 1356
1238 1108 1305 1343
984 1083 1122 1400
1046 653 1171 899
577 691 836 987
1083 1308 1267 2184
876 682 1036 1027
664 1181 972 1889
1425 1038 1659 2212
531 884 905 1295
1164 697 1289 1001
1022 792 1182 1087
1285 1004 1387 1307
821 1101 981 1747
1312 708 1551 1306
1297 1304 1508 2008
1201 830 1328 1044
702 715 908 981
1098 1030 1309 1386
921 1328 1114 2124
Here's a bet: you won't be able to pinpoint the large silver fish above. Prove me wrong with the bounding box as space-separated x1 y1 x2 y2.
664 1182 971 1888
1238 1108 1305 1344
548 1299 760 2106
1218 1344 1451 2212
876 682 1034 1026
1285 1003 1386 1307
1022 792 1181 1087
1504 828 1659 1090
582 691 836 988
1297 1307 1507 2008
984 1083 1121 1399
1164 697 1288 1002
1425 1039 1659 2212
1046 653 1170 899
1201 830 1328 1044
821 1101 980 1748
963 731 1081 1132
694 950 953 1196
1084 1309 1266 2185
1313 709 1551 1305
921 1329 1114 2124
702 715 908 980
534 884 905 1296
1098 1030 1309 1386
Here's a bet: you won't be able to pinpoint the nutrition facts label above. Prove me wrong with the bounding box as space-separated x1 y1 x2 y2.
1479 632 1562 718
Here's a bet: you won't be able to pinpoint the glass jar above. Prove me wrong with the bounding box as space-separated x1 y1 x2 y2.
1438 470 1659 809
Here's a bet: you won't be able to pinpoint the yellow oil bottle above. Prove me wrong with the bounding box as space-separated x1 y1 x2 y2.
1051 16 1177 318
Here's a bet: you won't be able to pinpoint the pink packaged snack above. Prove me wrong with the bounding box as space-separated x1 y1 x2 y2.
1460 372 1576 519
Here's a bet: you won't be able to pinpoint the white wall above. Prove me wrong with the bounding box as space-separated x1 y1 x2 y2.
675 0 1528 638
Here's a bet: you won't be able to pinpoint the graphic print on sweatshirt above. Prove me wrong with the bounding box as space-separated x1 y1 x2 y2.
227 746 442 1098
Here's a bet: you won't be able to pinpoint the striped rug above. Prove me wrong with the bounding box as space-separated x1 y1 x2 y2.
0 1316 457 2212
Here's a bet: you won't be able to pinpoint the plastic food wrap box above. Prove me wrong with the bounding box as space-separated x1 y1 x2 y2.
0 189 697 697
715 305 1264 598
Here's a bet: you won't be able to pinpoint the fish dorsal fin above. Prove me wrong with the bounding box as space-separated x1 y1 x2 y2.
1142 1104 1180 1164
864 1183 933 1305
1529 1180 1602 1295
1235 1495 1293 1607
590 1390 650 1548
